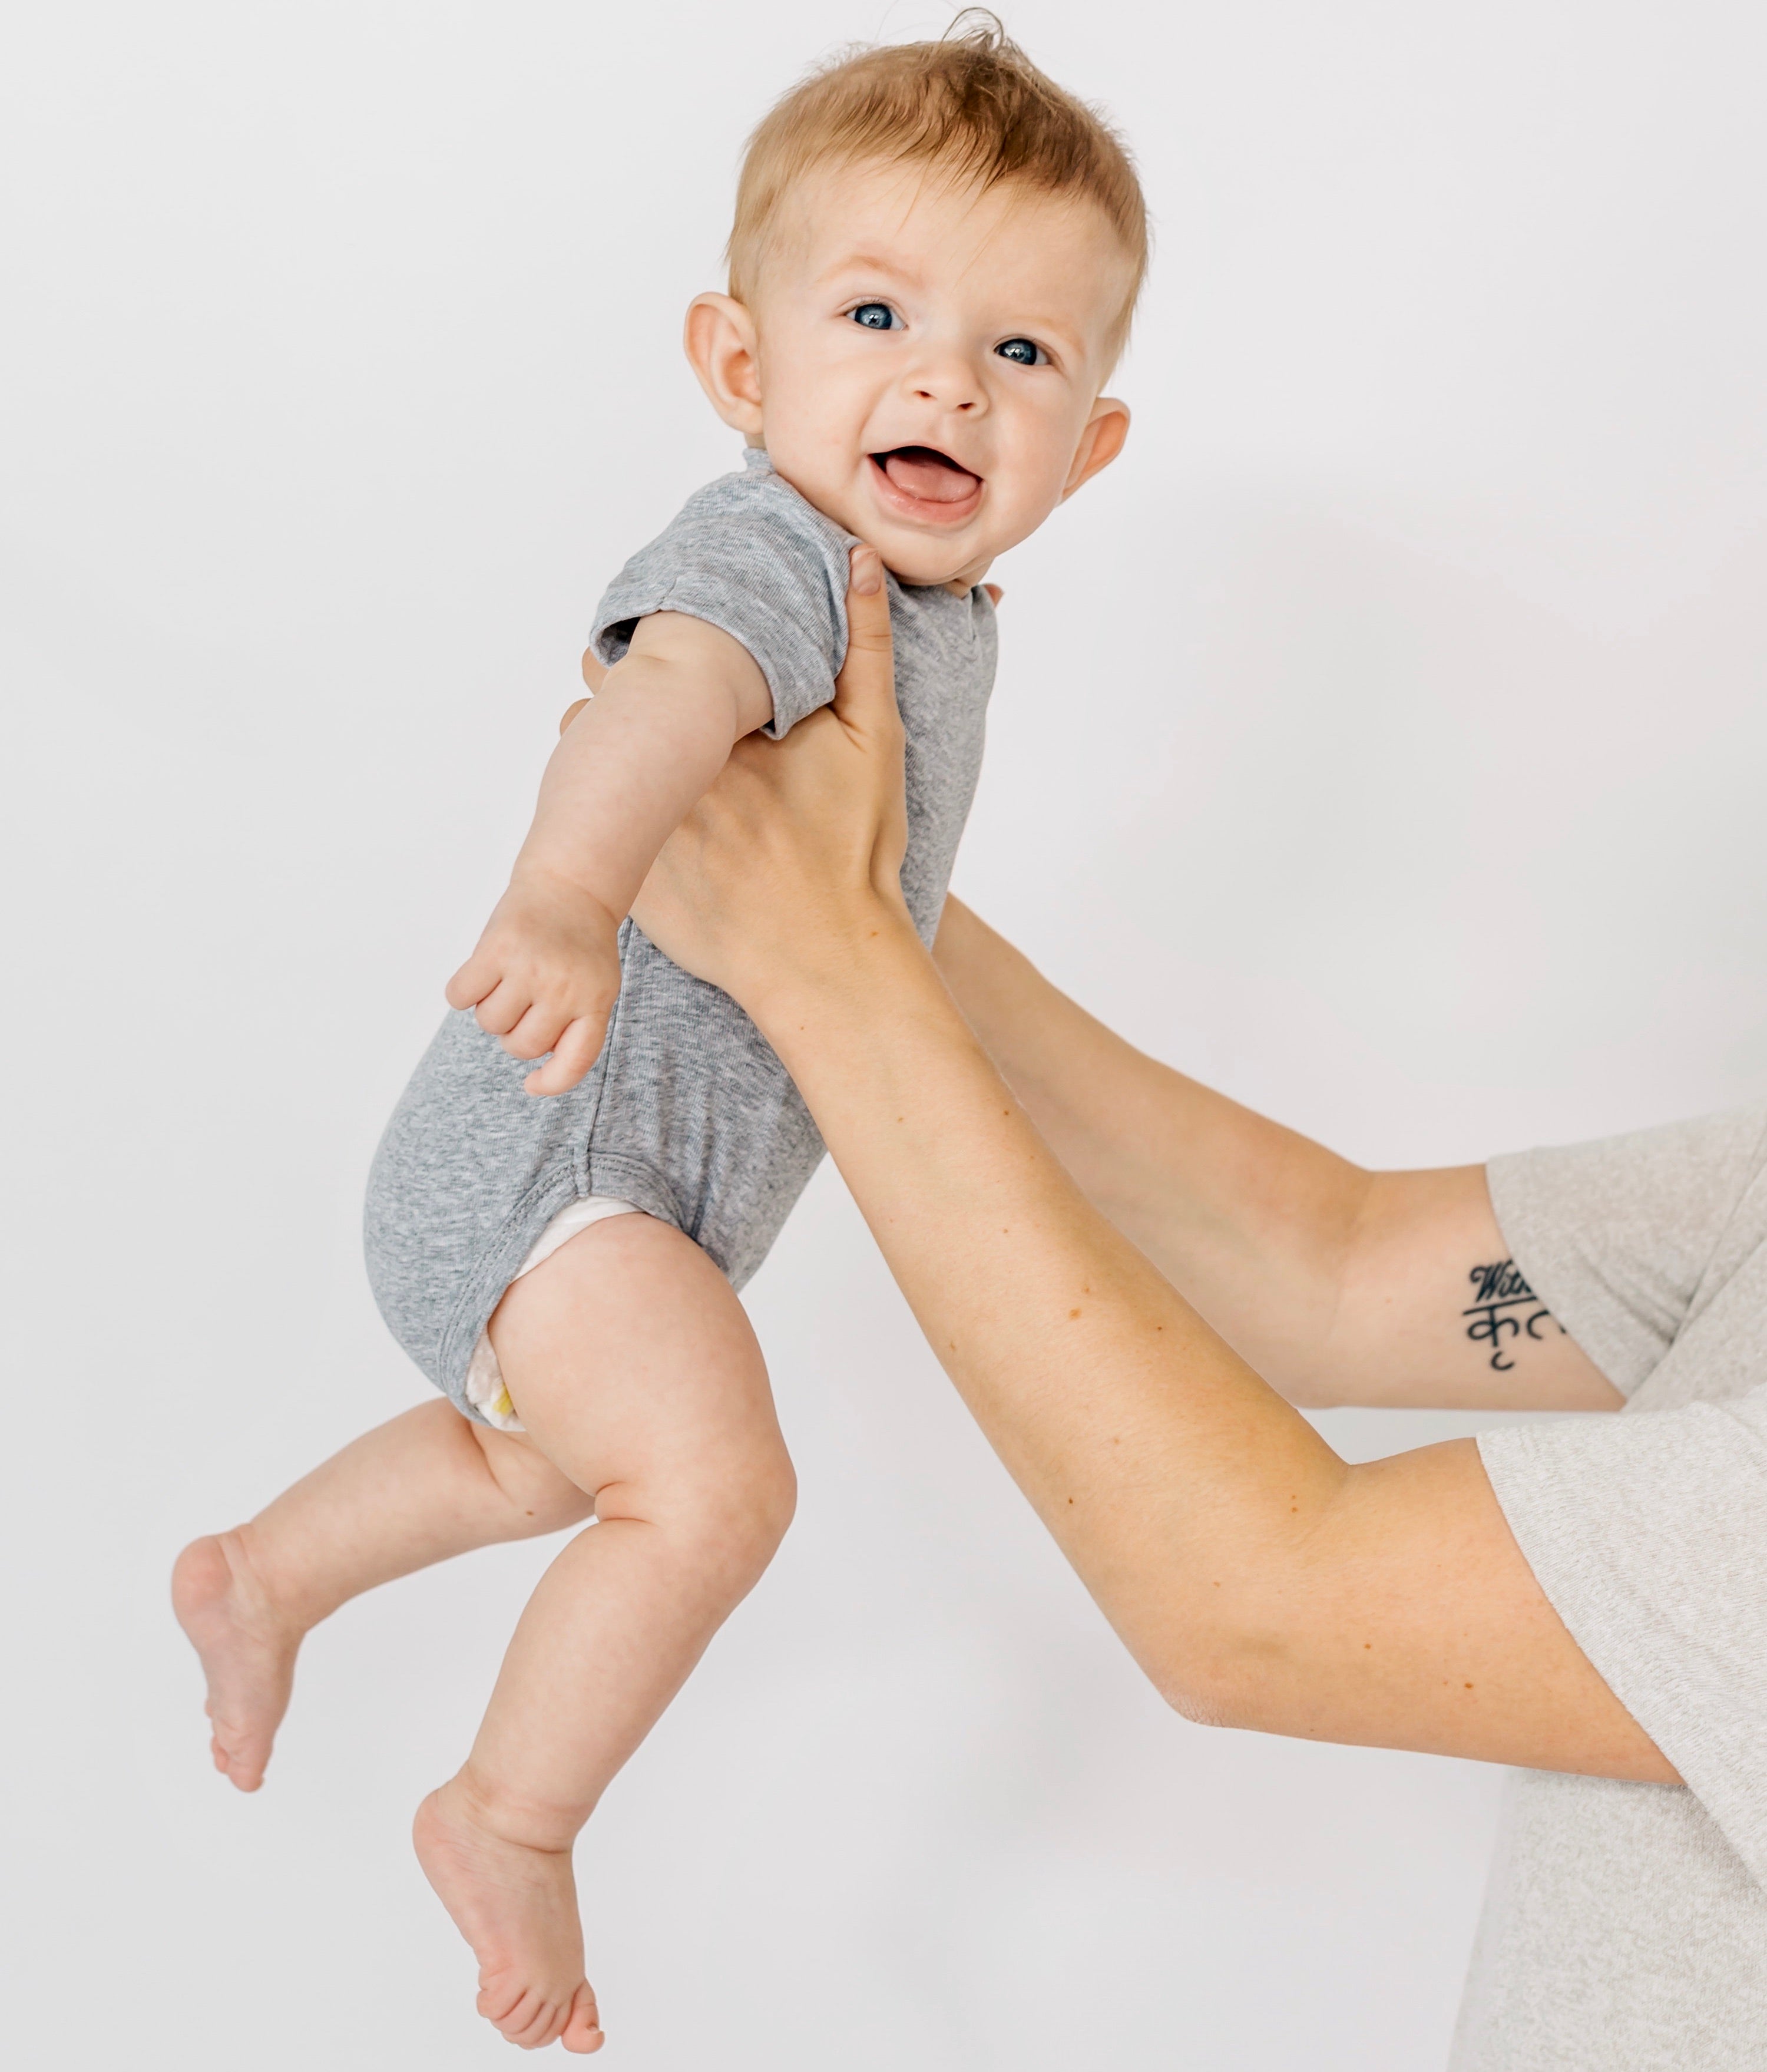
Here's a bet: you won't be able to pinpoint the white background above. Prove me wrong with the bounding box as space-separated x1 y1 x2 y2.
4 2 1765 2066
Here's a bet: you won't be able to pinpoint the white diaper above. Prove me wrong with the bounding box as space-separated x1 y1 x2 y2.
464 1195 642 1430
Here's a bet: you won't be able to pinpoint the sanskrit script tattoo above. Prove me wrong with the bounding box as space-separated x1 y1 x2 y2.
1462 1260 1566 1372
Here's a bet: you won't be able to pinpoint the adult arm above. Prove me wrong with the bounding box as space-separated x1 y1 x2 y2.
932 900 1620 1413
630 549 1675 1785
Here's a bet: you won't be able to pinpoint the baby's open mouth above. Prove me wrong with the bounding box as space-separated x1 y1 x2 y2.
872 446 983 506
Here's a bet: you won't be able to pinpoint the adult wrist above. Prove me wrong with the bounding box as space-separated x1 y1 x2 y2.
736 894 927 1050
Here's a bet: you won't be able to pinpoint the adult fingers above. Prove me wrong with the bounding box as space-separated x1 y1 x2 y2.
833 545 899 744
832 543 907 887
565 646 609 732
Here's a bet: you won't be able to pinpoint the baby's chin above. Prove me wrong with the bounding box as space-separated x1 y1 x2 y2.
872 527 998 591
879 551 981 590
861 498 1003 590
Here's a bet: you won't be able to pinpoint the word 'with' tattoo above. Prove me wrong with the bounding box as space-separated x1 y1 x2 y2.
1463 1260 1565 1372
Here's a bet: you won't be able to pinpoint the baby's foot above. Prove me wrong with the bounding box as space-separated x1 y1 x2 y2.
413 1780 604 2053
170 1530 300 1793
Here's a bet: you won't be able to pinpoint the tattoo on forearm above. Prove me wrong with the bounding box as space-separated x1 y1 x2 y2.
1462 1260 1566 1371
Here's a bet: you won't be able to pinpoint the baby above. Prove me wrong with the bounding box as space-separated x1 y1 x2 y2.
174 20 1144 2054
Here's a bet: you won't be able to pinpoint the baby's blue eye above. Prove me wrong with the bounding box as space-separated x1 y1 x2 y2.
851 302 897 331
995 336 1045 366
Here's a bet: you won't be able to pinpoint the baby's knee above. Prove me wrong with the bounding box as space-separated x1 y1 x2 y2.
690 1445 797 1589
738 1444 798 1558
610 1442 796 1591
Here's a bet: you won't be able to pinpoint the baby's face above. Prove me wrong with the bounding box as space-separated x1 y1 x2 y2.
693 164 1133 589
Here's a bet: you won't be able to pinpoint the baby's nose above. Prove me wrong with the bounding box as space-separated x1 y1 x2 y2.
904 343 986 412
909 375 982 414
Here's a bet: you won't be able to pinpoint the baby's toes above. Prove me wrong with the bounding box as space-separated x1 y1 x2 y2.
477 1977 552 2047
508 1995 568 2051
561 1985 604 2054
211 1719 269 1790
474 1971 527 2029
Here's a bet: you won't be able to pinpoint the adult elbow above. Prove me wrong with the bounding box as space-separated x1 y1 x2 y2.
1140 1614 1296 1734
1153 1661 1271 1733
1156 1670 1239 1730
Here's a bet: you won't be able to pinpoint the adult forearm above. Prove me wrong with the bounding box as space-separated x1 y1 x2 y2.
752 911 1348 1706
931 902 1622 1414
933 900 1369 1397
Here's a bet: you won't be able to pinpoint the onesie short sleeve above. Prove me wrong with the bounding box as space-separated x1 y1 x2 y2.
588 448 856 740
1478 1103 1767 1886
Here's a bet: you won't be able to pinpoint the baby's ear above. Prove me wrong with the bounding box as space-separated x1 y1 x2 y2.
684 294 765 439
1061 397 1131 501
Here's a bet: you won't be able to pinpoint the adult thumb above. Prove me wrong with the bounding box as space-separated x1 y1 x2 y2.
833 544 898 733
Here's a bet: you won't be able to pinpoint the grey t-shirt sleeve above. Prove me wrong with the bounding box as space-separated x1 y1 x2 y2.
1479 1386 1767 1885
1485 1105 1767 1397
1478 1102 1767 1885
587 450 855 741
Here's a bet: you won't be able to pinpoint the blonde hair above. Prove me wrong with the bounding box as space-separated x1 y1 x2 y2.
729 14 1147 348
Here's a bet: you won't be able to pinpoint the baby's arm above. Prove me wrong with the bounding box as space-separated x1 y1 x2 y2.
446 612 773 1095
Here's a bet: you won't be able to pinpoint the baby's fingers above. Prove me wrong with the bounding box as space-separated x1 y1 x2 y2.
471 978 534 1039
499 1000 571 1062
444 947 499 1012
524 1015 606 1098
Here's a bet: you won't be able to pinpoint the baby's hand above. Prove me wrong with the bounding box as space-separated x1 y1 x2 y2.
445 871 622 1096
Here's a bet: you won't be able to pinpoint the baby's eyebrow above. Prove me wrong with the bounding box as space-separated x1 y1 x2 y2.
816 250 925 289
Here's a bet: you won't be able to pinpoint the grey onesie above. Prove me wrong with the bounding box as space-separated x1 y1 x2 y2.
364 448 996 1419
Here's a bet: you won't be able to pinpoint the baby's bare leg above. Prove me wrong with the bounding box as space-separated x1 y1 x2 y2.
174 1401 593 1791
413 1211 793 2056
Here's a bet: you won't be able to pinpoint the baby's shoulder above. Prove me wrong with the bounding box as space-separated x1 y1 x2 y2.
666 454 848 553
591 454 853 711
610 456 851 617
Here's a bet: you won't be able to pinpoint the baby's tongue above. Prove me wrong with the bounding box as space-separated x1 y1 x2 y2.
881 447 980 503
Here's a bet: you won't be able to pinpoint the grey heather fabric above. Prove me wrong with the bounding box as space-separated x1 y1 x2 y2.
1451 1103 1767 2070
364 449 995 1412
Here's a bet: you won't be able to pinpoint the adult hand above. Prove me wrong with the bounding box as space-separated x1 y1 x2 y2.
630 544 914 1014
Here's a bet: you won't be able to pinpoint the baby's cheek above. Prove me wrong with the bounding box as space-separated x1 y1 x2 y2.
753 408 838 493
979 469 1065 558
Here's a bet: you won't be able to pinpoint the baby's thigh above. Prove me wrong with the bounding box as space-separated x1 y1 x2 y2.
486 1213 786 1511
